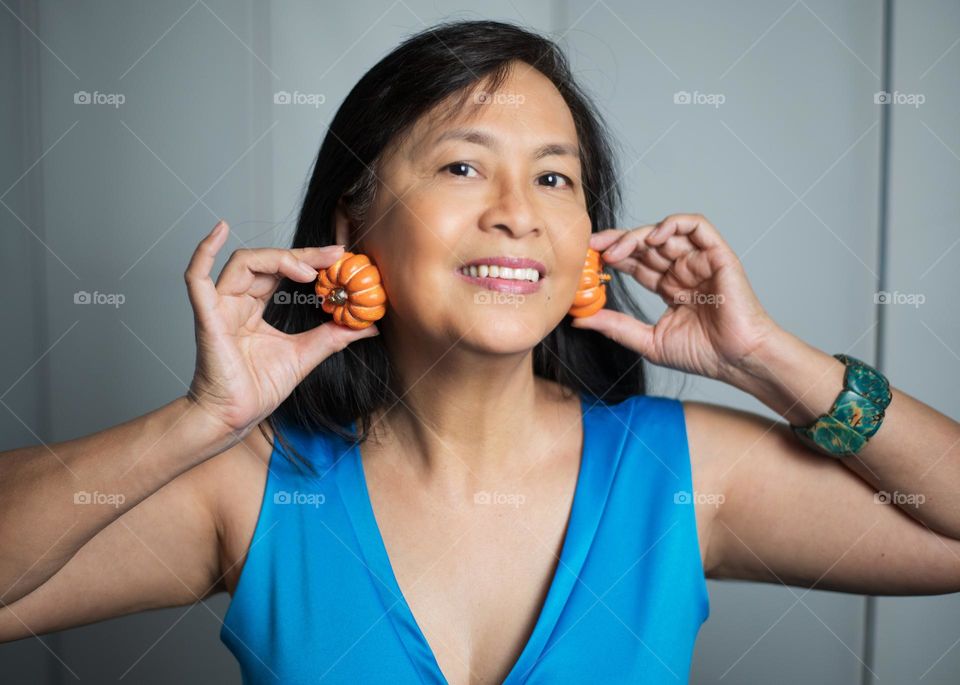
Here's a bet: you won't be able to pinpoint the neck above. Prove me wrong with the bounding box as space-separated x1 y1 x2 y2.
366 342 567 489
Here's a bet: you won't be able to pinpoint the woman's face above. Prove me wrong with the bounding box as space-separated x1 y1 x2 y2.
338 62 592 354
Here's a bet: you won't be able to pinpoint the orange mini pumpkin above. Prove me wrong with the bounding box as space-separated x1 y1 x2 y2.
315 251 387 329
568 247 612 318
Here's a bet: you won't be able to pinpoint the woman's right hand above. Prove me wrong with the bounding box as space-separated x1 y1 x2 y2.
183 220 379 438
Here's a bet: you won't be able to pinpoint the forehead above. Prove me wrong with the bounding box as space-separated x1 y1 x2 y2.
400 63 580 160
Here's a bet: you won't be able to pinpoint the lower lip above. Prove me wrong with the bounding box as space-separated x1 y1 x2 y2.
455 269 544 294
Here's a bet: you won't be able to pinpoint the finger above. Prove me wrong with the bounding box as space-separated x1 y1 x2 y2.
215 246 343 296
288 245 348 269
292 320 380 372
600 254 665 292
249 246 349 301
629 260 666 294
598 255 642 275
654 234 696 262
184 220 229 313
600 225 658 263
587 229 628 252
637 244 674 273
648 214 723 251
570 309 655 358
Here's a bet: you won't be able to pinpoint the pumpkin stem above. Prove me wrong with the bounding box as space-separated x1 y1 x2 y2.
328 287 348 305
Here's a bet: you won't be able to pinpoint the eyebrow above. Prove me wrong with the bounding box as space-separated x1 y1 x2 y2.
432 127 580 160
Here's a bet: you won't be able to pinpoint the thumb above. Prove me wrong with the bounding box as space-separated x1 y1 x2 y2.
570 309 654 358
293 321 380 372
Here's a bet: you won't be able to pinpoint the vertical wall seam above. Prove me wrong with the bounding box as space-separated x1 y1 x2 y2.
16 0 56 680
862 0 894 683
254 0 274 247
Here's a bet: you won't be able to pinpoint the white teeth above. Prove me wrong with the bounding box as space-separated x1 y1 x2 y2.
460 264 541 282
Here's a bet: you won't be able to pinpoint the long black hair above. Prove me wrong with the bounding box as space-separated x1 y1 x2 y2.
260 19 653 472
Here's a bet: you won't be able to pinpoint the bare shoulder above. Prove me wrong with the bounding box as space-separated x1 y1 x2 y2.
679 400 756 579
187 421 276 595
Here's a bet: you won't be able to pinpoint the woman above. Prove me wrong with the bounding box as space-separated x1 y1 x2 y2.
1 19 958 685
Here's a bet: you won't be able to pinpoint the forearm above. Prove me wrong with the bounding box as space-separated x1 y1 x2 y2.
725 328 960 540
0 395 236 604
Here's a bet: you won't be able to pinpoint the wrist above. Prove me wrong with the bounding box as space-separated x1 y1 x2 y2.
723 327 846 426
175 394 247 457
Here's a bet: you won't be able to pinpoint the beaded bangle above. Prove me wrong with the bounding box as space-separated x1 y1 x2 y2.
789 354 892 458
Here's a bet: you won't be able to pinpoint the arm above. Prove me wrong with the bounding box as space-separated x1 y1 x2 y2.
0 220 373 620
573 213 960 595
0 396 232 605
696 328 960 594
0 435 236 643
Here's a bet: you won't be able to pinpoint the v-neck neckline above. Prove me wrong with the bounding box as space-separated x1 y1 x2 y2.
336 390 615 685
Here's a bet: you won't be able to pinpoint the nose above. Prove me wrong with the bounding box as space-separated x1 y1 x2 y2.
478 175 543 239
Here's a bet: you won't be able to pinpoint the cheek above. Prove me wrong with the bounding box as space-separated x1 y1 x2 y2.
364 211 454 319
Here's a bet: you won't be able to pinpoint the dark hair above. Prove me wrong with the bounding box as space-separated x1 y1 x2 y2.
260 19 655 473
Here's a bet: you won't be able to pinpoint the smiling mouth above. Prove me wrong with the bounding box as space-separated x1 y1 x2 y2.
457 263 540 282
454 267 544 294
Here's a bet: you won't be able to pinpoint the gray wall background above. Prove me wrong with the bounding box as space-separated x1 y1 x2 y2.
1 0 958 682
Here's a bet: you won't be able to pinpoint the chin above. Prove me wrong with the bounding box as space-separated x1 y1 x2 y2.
457 316 552 354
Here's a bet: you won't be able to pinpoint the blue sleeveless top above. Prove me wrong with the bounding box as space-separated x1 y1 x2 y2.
220 392 710 683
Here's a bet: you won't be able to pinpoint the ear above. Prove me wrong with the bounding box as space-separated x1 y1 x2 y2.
333 196 355 248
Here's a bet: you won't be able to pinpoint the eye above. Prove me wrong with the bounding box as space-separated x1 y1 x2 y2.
537 172 574 189
443 162 479 178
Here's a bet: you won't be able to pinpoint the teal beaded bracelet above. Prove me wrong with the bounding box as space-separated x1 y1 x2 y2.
789 354 892 458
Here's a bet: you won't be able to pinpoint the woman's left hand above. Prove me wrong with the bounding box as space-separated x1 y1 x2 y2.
570 213 782 384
